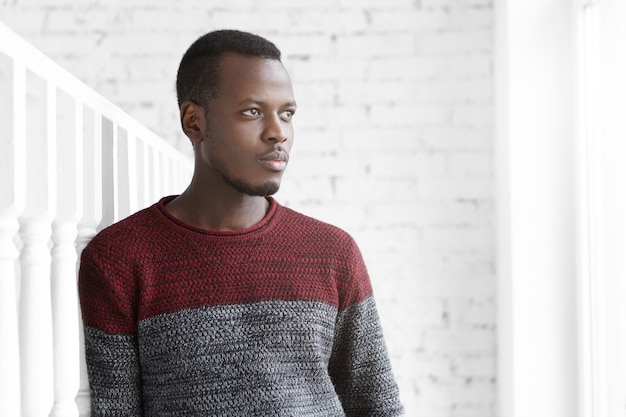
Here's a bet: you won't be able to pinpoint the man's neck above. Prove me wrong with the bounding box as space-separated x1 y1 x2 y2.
163 182 270 231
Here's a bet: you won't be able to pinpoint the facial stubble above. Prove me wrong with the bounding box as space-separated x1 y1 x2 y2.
203 131 281 197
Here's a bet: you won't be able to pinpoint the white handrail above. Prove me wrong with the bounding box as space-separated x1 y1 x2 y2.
0 20 192 417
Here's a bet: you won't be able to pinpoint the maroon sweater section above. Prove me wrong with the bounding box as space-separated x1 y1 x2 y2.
79 196 373 335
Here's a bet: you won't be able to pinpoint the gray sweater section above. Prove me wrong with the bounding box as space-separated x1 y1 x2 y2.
85 298 403 416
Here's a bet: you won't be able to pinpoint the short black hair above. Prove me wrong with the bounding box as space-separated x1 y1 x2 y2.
176 29 282 108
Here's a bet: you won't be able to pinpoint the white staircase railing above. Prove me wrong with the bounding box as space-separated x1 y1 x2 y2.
0 21 192 417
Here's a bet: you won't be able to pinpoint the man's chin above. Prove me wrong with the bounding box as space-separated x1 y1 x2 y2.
250 182 280 197
218 170 281 197
238 180 281 197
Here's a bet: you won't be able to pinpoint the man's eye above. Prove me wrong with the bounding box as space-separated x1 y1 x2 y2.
242 109 261 116
280 110 294 120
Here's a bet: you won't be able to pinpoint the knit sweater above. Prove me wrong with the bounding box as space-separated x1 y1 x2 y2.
78 196 404 416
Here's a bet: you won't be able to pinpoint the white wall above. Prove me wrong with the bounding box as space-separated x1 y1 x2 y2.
0 1 496 415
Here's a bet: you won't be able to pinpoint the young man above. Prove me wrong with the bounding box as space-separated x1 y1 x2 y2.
79 29 404 416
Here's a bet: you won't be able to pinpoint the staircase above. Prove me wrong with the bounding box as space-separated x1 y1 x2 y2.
0 21 192 417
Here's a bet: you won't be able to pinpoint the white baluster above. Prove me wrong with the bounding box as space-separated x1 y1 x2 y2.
0 50 24 417
50 91 82 417
50 222 80 416
18 218 54 417
143 141 155 206
126 133 140 214
116 127 131 219
155 150 165 199
162 154 173 196
135 137 147 210
75 107 102 416
100 116 117 228
0 217 21 417
146 146 157 203
18 72 56 417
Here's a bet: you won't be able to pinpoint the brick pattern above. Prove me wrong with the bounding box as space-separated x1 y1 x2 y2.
0 1 495 415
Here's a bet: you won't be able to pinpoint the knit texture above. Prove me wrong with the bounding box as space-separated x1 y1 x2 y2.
79 196 404 416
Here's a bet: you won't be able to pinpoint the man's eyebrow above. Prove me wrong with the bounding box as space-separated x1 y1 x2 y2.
237 98 297 107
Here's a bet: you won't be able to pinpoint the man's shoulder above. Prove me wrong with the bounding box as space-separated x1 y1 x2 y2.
83 202 160 257
278 204 346 232
276 204 357 248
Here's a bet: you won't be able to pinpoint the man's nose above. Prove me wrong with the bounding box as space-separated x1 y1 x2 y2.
262 114 289 143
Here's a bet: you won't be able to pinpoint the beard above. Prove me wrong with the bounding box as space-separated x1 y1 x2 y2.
204 139 281 197
215 167 280 197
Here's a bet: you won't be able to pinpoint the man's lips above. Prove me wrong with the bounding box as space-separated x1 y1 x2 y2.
259 150 289 171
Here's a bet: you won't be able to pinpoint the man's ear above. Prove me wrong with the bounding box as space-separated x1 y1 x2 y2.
180 101 205 144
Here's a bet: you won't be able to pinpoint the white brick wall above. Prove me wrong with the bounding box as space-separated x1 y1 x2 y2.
0 1 495 415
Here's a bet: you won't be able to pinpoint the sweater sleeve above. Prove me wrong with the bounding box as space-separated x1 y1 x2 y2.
78 241 143 417
328 238 404 416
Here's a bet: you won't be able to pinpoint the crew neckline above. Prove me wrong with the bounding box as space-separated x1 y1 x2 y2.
154 195 279 237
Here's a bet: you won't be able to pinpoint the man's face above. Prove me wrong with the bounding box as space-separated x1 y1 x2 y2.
197 53 296 197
